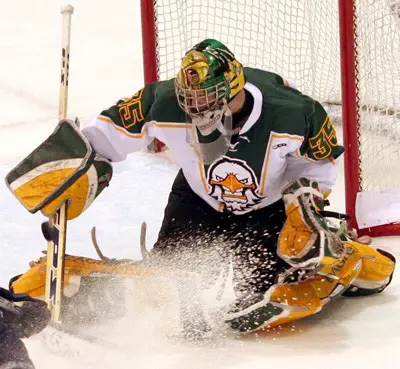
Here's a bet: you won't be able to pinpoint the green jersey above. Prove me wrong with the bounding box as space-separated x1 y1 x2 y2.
82 67 343 215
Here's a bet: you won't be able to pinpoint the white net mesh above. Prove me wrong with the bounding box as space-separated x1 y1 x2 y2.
152 0 400 194
355 0 400 192
154 0 341 103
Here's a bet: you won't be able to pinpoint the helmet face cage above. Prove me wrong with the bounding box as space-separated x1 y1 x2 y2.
174 79 228 116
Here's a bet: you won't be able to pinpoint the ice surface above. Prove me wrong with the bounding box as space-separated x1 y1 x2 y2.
0 1 399 368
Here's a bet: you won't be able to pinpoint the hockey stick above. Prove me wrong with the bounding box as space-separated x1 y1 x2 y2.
44 5 74 323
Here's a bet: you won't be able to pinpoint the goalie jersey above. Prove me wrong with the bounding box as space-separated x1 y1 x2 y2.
82 67 344 215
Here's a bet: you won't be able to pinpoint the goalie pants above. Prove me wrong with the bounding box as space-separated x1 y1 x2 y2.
153 169 289 294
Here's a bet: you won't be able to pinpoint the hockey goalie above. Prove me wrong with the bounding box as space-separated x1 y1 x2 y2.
6 39 396 337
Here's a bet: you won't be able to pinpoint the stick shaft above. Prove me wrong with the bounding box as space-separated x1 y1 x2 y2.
46 5 74 322
59 6 74 120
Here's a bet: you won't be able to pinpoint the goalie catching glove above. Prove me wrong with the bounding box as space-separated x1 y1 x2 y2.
5 119 112 220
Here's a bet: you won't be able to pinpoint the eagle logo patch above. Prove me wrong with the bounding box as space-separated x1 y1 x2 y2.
207 157 264 214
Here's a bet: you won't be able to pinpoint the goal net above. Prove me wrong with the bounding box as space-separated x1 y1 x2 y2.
140 0 400 236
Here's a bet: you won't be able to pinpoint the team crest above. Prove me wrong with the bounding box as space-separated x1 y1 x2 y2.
207 157 264 214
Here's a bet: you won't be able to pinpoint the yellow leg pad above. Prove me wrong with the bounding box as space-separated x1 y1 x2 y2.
347 241 395 289
267 275 338 328
266 246 364 328
265 309 315 328
278 203 313 259
11 255 195 298
318 244 363 287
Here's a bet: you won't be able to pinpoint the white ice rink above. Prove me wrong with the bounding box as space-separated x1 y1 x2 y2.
0 1 399 368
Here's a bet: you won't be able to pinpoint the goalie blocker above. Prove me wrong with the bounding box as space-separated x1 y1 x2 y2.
5 119 113 220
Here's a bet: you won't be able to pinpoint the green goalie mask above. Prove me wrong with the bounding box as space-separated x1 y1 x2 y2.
175 39 245 164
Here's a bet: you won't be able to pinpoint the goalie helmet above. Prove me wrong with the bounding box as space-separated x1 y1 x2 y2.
175 39 245 115
175 39 245 164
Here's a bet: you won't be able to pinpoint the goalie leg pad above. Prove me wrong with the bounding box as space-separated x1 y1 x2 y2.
278 178 345 269
226 242 395 333
225 244 364 333
225 281 332 333
342 242 396 297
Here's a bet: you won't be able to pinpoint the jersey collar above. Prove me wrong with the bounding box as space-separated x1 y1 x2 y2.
239 82 262 135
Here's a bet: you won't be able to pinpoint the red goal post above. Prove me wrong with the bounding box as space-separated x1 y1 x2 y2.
140 0 400 237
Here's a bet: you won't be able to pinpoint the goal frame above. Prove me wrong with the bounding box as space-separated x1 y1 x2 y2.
140 0 400 237
338 0 400 237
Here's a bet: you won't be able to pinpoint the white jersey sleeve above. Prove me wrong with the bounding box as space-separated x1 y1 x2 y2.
82 113 154 162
